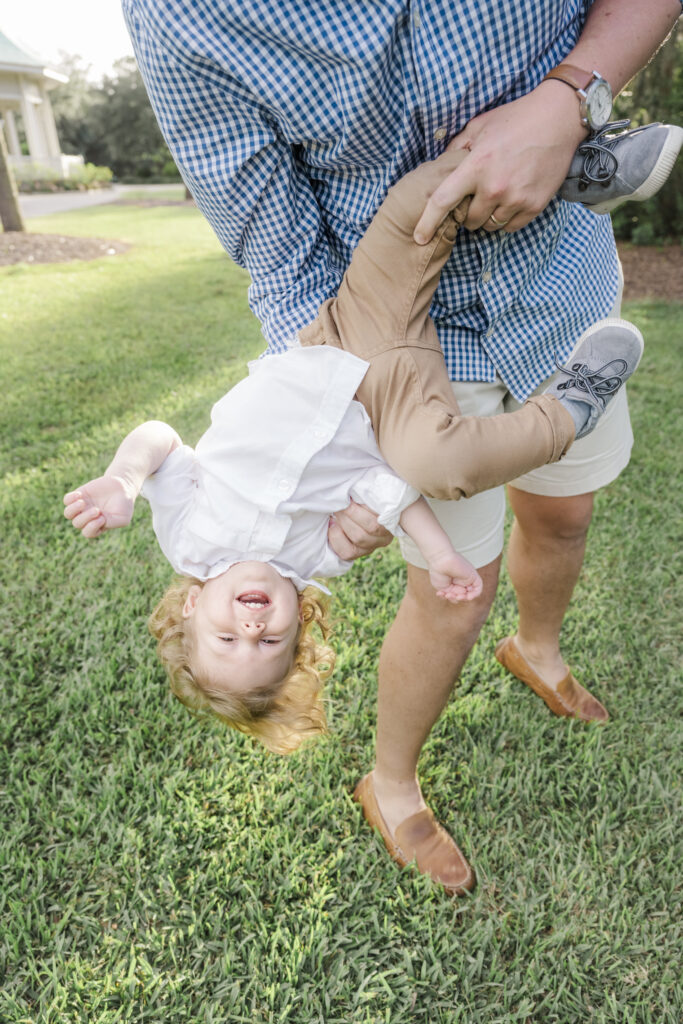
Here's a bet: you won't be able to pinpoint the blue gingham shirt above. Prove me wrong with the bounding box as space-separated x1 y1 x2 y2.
125 0 626 401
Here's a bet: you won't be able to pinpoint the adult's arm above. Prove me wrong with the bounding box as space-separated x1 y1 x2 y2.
414 0 682 241
123 0 340 348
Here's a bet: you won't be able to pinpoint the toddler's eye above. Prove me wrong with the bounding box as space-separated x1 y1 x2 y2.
261 638 280 645
219 635 235 643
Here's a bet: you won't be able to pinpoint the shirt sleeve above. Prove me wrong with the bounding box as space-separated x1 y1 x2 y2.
349 466 419 537
122 0 343 350
140 444 197 567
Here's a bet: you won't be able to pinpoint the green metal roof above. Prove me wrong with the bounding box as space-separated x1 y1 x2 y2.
0 28 66 80
0 29 43 67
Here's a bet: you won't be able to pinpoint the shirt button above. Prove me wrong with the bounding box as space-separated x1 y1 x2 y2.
413 11 421 27
279 479 289 489
485 327 494 339
482 271 492 283
434 127 447 141
313 427 325 439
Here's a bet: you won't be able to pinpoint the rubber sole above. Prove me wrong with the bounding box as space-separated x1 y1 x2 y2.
588 125 683 214
556 317 645 376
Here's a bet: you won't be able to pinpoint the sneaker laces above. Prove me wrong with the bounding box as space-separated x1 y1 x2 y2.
575 118 632 187
554 356 628 409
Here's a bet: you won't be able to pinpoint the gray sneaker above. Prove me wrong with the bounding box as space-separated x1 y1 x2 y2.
560 120 683 214
544 318 644 439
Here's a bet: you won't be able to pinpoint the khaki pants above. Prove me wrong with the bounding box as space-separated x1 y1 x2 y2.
299 150 575 501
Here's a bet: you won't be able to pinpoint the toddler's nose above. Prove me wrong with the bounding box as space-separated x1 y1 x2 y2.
241 619 265 635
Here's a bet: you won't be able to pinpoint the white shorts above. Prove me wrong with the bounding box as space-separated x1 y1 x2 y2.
399 280 632 569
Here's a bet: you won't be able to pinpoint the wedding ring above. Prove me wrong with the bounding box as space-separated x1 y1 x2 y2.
488 213 508 227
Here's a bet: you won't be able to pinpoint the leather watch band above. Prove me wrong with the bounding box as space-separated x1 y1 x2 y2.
544 63 596 92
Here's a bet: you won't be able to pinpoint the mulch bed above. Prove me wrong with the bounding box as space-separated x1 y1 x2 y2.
0 232 129 266
617 243 682 302
0 226 680 303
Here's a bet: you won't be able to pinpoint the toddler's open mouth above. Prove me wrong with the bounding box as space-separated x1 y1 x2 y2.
237 591 271 608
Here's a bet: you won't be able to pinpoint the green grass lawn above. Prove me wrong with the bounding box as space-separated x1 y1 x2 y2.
1 204 681 1024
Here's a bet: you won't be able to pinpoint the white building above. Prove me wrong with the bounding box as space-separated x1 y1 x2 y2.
0 28 83 178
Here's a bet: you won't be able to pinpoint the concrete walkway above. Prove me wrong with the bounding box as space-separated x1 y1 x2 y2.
19 184 183 219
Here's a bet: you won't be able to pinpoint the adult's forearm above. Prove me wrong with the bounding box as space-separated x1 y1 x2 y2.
562 0 680 94
414 0 680 241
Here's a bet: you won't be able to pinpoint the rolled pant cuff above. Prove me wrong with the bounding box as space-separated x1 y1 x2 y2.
528 394 576 462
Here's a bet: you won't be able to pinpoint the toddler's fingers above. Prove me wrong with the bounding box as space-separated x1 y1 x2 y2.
436 586 466 603
70 504 102 531
63 497 86 521
63 489 83 505
469 574 484 598
81 515 106 539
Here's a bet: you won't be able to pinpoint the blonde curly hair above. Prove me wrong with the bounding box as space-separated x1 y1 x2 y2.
148 575 335 754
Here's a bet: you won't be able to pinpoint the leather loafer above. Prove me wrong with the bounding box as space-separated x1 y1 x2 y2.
353 773 475 895
495 635 609 723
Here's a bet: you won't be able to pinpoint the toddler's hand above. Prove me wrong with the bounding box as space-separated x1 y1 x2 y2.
63 476 135 538
428 550 483 603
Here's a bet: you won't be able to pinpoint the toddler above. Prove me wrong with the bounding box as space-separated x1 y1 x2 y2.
64 150 642 753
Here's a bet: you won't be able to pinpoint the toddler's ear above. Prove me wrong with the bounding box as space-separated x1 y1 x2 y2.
182 585 203 618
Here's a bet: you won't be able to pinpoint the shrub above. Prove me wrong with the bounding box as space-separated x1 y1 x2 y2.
16 162 113 194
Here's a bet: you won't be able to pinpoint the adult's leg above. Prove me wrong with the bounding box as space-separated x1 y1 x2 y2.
498 487 608 722
506 488 593 687
355 383 510 891
372 558 500 833
496 338 634 720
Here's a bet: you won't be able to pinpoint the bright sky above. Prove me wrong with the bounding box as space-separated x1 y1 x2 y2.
2 0 134 80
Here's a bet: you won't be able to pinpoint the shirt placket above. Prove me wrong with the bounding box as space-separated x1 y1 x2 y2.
474 233 514 359
408 1 455 159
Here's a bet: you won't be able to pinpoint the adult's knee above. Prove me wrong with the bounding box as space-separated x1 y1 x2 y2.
404 559 500 643
509 488 594 544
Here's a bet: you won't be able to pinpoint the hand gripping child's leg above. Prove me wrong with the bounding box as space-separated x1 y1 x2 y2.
300 149 638 501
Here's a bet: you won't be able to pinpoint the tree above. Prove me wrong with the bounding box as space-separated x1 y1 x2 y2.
50 53 100 158
88 58 178 180
50 55 180 182
0 128 24 231
612 22 682 243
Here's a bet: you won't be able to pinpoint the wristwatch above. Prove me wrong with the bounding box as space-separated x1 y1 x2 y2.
543 64 613 131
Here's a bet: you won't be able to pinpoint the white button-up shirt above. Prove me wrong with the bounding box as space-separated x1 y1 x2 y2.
141 347 419 591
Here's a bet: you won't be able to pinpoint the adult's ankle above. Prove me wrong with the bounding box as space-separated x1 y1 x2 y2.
371 768 421 799
513 633 568 686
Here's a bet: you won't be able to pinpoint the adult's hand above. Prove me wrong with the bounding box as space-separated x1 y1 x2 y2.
414 81 587 243
327 500 393 561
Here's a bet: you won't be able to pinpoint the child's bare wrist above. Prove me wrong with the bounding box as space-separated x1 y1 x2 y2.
426 545 455 567
106 471 139 501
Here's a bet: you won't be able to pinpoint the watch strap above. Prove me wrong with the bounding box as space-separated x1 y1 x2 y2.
544 63 597 93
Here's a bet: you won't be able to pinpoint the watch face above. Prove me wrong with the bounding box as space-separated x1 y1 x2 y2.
588 80 612 128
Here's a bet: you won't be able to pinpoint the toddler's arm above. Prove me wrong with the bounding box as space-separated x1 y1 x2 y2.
399 497 483 603
64 421 181 539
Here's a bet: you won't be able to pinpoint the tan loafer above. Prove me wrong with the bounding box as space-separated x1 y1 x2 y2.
495 635 609 723
353 773 475 896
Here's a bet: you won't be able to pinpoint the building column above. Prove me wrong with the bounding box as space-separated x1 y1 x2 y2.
38 83 61 157
19 81 48 160
2 109 22 157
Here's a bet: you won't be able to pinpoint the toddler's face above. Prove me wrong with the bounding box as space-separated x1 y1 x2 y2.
182 562 301 694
